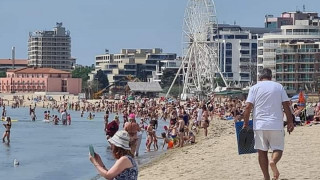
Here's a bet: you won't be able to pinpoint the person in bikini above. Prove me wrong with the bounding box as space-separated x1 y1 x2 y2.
201 105 209 137
2 117 11 143
177 116 185 147
124 114 140 156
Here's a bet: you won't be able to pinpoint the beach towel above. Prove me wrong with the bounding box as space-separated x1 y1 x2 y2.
235 120 257 155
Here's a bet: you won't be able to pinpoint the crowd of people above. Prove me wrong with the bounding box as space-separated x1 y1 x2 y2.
1 81 320 180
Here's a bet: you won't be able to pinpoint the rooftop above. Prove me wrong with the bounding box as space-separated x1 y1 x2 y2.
7 67 70 74
0 59 28 65
128 82 162 92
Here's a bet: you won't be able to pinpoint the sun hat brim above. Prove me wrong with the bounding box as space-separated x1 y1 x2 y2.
108 132 131 151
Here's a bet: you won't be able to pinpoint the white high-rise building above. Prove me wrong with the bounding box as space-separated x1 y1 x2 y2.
258 11 320 93
217 24 274 85
258 11 320 78
28 22 76 71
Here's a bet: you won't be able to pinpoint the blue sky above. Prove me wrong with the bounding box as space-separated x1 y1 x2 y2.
0 0 319 65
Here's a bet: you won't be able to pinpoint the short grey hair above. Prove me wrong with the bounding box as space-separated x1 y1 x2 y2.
259 68 272 80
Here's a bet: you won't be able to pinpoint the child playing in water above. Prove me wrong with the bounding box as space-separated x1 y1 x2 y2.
160 132 173 149
53 115 59 125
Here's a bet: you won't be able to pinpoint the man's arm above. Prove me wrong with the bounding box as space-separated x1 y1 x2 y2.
282 101 294 133
243 102 253 128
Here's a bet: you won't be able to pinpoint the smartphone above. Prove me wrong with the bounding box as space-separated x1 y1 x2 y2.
89 145 95 158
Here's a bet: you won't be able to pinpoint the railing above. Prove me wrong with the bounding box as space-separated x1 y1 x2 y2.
276 69 295 72
281 78 296 81
298 78 313 81
276 59 316 63
297 68 314 72
276 48 320 53
298 59 315 63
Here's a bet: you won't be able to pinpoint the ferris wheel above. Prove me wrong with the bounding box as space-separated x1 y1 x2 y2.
166 0 227 99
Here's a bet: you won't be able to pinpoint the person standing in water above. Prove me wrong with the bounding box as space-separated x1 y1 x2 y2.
124 114 140 156
30 109 36 121
61 110 67 125
2 117 11 143
2 105 6 119
104 111 109 133
67 113 71 125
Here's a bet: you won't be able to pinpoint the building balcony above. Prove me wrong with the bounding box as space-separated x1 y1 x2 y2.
239 62 250 66
276 69 295 73
276 48 320 54
240 53 250 58
239 68 250 73
277 78 296 82
239 46 250 50
276 59 296 63
296 68 315 73
298 78 313 82
298 59 315 63
241 77 250 81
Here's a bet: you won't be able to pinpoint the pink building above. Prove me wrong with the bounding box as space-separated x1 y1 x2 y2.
0 67 82 94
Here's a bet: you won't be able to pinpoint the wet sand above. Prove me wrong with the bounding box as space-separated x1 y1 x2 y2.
139 118 320 180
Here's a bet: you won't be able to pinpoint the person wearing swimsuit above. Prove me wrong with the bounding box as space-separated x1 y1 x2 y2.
201 105 209 137
124 114 140 155
146 122 155 152
178 116 185 147
89 130 138 180
2 117 11 143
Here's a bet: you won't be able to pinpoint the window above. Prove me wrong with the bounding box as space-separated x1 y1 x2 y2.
227 73 233 77
226 66 232 72
226 43 232 49
235 35 248 39
225 35 234 39
240 73 249 77
240 43 250 47
240 50 250 55
251 43 257 49
226 58 232 64
226 50 232 56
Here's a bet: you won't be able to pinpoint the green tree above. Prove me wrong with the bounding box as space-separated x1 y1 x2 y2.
96 69 109 89
0 71 6 78
163 85 183 98
161 69 180 88
72 66 93 91
72 66 93 82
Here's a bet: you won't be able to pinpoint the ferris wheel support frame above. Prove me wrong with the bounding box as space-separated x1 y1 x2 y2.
166 0 228 99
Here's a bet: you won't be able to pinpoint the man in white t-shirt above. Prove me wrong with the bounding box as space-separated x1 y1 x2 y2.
243 68 294 180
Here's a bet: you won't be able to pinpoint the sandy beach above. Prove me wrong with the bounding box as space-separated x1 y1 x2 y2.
139 118 320 180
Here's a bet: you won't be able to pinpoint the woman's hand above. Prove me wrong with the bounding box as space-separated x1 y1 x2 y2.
89 152 98 165
89 153 105 168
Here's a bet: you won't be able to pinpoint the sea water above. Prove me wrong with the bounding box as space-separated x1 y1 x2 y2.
0 107 165 180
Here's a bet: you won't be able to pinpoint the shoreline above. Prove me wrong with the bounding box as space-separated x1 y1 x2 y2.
138 117 320 180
